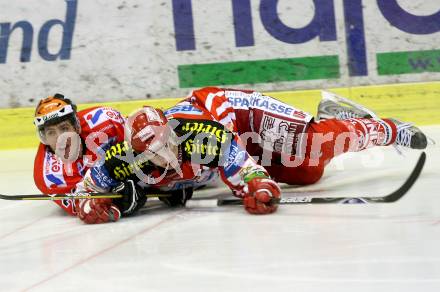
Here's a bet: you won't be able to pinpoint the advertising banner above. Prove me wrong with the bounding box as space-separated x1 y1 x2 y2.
0 0 439 107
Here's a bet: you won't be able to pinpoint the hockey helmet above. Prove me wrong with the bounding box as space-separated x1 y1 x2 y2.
34 93 80 143
126 106 180 169
126 106 170 154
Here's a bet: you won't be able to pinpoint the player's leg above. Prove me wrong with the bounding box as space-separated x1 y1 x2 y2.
266 116 426 185
317 91 427 149
306 118 397 162
265 117 392 185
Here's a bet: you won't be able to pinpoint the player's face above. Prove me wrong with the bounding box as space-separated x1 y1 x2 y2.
43 121 81 160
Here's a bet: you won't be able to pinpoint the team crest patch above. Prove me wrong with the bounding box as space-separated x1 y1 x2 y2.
259 112 308 155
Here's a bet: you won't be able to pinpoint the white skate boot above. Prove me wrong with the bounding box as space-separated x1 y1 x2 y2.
317 91 373 120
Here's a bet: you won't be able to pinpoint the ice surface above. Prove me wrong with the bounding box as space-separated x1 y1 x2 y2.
0 126 439 292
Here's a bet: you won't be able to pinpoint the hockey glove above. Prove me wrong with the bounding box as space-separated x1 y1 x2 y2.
77 198 121 224
243 178 281 215
112 180 147 216
159 188 193 207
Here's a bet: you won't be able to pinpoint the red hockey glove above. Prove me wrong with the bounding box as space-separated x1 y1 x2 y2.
77 198 121 224
243 178 281 215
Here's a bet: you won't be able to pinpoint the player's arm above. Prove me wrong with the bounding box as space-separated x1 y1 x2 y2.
187 87 237 130
218 135 281 215
70 108 142 223
72 167 120 224
74 141 150 224
33 143 79 216
33 149 122 224
73 169 145 224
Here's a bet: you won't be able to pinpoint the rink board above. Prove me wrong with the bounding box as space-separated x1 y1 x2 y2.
1 81 439 150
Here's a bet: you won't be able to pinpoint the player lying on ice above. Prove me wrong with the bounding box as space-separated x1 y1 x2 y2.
32 94 174 224
76 87 428 223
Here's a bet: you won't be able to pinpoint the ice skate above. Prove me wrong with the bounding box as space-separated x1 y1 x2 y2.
317 91 373 120
390 118 428 150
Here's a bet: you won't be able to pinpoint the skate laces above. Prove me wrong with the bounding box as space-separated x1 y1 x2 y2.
395 122 413 148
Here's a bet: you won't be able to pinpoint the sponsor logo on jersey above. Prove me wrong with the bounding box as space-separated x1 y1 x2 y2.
90 165 116 189
223 141 248 177
177 120 233 167
105 141 130 161
180 121 228 143
165 104 203 116
103 141 152 181
85 108 124 129
259 112 308 155
104 108 125 123
226 92 311 120
44 151 66 188
184 140 221 158
46 174 65 186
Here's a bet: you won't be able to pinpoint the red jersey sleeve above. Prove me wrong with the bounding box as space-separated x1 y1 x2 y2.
187 87 237 131
33 143 80 216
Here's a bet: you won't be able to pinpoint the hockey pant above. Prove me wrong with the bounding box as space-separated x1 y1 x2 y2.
260 118 397 185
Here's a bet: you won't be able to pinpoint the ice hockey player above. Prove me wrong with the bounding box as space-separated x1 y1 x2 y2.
32 94 152 224
84 87 427 217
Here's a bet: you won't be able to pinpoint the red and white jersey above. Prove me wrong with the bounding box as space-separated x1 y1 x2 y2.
186 87 313 155
145 114 266 195
33 106 126 215
154 87 313 195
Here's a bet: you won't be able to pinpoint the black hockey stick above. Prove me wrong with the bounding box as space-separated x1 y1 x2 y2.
0 152 426 203
218 151 426 206
0 192 171 201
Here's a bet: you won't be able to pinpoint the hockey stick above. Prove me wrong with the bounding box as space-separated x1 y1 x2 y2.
0 192 171 201
0 152 426 203
218 151 426 206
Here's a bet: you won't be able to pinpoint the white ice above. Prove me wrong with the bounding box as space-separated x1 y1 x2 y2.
0 126 439 292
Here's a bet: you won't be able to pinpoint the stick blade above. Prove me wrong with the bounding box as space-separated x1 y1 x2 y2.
379 151 426 203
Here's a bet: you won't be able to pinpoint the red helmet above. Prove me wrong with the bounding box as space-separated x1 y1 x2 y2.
126 106 170 153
